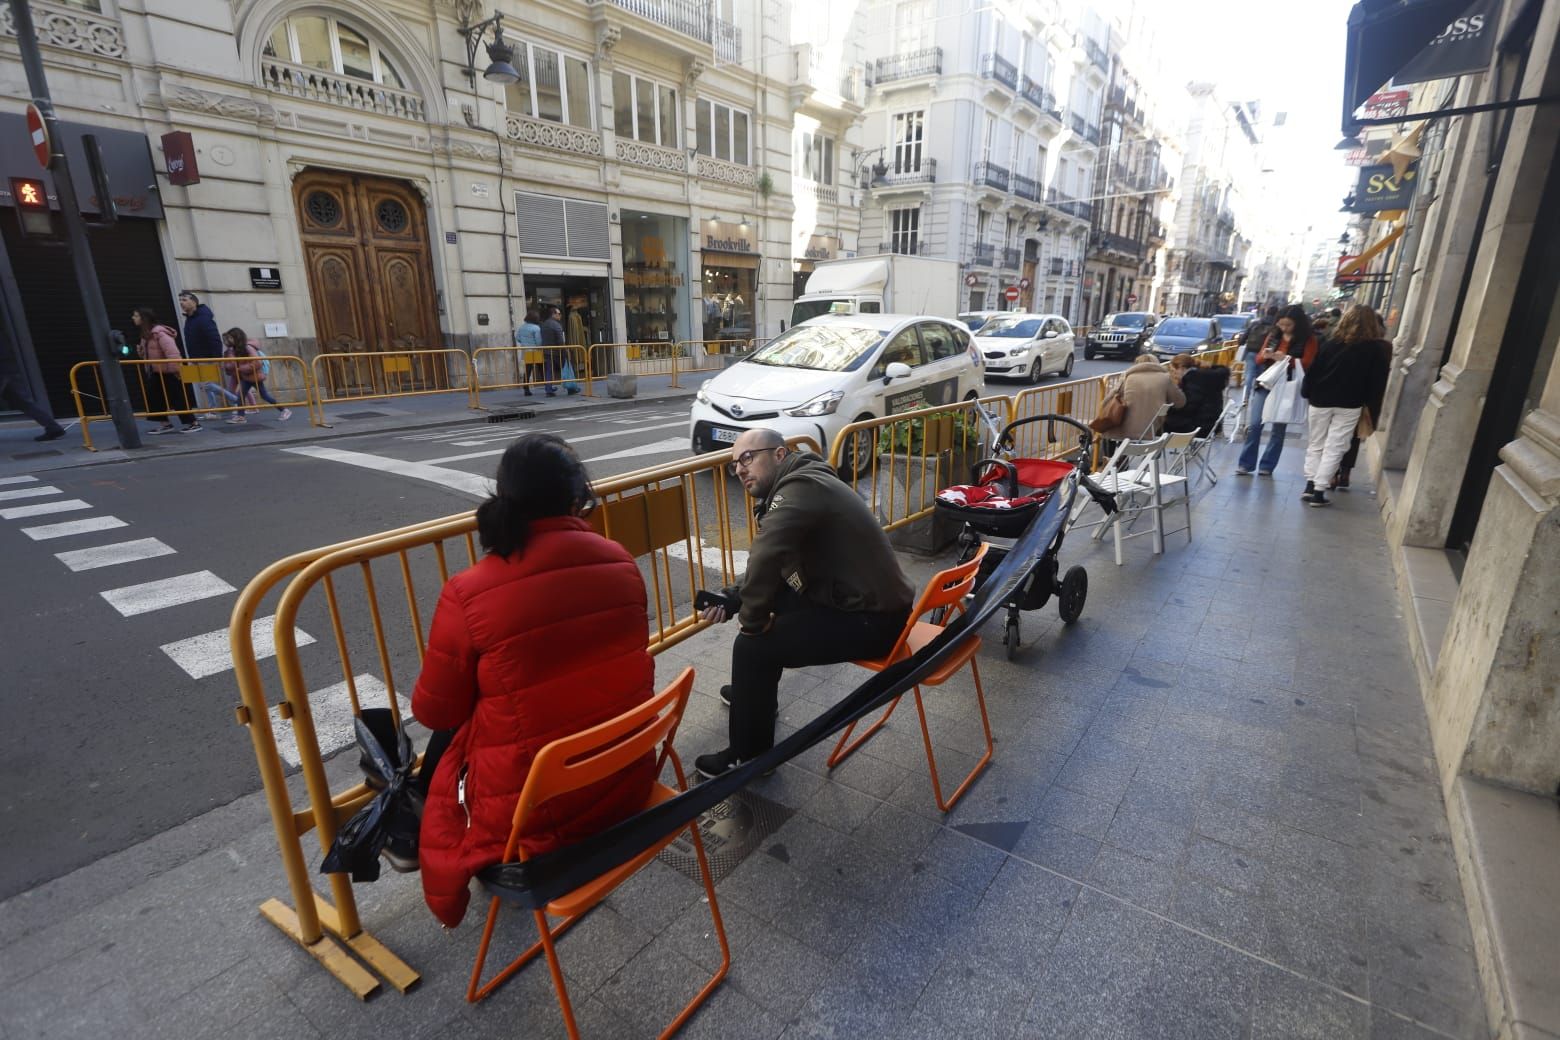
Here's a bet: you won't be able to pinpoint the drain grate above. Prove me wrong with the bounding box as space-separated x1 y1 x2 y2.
487 410 535 423
656 788 795 884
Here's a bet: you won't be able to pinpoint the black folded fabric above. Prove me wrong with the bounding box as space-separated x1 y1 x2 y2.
478 475 1076 909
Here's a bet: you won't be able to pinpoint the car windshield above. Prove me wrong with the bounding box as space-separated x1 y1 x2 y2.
1157 319 1210 338
960 313 993 332
1215 316 1249 334
791 299 842 325
1103 313 1148 328
747 323 886 371
979 316 1042 338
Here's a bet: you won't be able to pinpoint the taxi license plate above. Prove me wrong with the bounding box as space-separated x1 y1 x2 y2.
711 427 741 443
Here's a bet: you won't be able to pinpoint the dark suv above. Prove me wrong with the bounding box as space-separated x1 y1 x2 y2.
1085 312 1157 359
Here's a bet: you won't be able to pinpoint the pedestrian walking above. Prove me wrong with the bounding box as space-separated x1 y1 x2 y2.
220 328 291 423
539 305 565 397
1299 305 1391 507
177 291 239 417
1093 354 1186 448
1237 304 1317 476
132 306 199 433
0 331 67 441
410 434 655 926
515 308 543 396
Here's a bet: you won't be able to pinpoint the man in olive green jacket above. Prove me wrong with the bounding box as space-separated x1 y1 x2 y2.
694 428 914 778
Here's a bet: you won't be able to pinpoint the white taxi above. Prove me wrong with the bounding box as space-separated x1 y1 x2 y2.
689 314 986 475
974 313 1077 382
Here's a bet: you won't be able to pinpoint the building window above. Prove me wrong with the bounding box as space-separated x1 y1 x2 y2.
892 110 924 173
264 15 406 88
504 45 592 127
614 73 678 148
890 207 920 255
798 132 835 185
696 99 750 164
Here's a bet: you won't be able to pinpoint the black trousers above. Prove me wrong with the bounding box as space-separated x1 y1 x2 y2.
153 371 196 426
0 377 63 434
728 597 908 758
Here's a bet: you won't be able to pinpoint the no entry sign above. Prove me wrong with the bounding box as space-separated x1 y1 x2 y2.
25 104 50 168
1004 286 1021 302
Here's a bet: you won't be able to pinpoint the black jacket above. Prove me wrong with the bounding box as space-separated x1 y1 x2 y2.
1240 319 1275 351
1165 365 1229 436
735 450 914 633
1302 338 1391 410
182 304 223 359
540 317 565 347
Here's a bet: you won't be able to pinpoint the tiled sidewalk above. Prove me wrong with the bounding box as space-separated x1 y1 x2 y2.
0 440 1486 1039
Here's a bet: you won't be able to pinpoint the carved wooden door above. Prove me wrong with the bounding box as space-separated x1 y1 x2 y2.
295 170 440 363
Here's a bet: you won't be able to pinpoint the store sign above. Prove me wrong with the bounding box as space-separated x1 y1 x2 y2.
1394 0 1498 86
161 131 199 186
802 234 839 261
703 219 755 253
1362 90 1412 119
1337 255 1365 284
1350 161 1419 212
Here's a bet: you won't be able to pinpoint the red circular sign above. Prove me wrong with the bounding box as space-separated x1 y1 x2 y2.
1004 286 1021 301
26 104 50 169
1127 293 1138 304
1018 277 1031 290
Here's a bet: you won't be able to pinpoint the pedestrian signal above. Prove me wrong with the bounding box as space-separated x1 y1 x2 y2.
10 177 55 238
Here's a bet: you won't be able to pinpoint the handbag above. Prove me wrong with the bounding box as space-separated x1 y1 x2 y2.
1089 383 1128 432
560 357 583 394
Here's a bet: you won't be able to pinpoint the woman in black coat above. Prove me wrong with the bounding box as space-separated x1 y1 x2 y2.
1164 354 1230 436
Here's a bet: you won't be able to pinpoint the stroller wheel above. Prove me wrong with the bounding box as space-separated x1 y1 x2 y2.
1058 566 1088 624
1004 616 1020 660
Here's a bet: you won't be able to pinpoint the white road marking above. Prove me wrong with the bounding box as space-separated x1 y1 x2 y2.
55 537 176 572
665 541 749 576
101 571 236 616
0 475 40 486
425 420 688 465
0 499 91 520
161 615 315 680
21 516 129 541
444 426 564 448
284 445 493 500
273 674 411 769
0 485 60 502
582 436 690 464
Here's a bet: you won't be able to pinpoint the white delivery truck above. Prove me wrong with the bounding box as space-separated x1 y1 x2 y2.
789 255 960 328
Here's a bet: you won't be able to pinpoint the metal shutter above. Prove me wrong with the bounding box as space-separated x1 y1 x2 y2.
515 192 567 256
564 199 609 259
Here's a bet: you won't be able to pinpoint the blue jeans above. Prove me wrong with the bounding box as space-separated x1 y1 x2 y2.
1239 387 1287 473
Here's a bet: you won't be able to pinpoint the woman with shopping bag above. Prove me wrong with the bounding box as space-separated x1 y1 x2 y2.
1237 304 1318 476
1299 305 1392 507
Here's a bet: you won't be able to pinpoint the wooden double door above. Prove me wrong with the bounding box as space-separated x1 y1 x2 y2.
294 170 440 356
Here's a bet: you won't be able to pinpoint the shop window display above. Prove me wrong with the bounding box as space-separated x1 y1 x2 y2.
621 212 690 353
701 267 755 352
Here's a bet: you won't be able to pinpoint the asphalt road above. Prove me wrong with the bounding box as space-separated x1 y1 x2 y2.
0 355 1130 898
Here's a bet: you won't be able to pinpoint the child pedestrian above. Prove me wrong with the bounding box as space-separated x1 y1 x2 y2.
221 328 291 423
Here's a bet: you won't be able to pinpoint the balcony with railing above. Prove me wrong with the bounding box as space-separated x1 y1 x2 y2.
1046 187 1092 222
790 43 863 109
262 59 426 121
980 52 1018 91
592 0 740 61
1019 77 1061 122
1083 37 1109 72
971 242 997 267
1146 220 1167 243
1002 247 1023 269
1094 230 1144 258
872 158 937 187
0 0 125 58
505 113 603 157
973 161 1010 192
1012 172 1040 201
1084 122 1101 145
869 47 942 85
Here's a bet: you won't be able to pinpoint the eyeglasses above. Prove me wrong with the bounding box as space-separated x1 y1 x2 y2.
726 447 775 476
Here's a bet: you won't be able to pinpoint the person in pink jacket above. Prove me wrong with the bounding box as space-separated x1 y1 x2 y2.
131 306 199 433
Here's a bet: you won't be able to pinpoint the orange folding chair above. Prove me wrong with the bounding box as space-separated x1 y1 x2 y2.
466 666 730 1037
826 544 993 812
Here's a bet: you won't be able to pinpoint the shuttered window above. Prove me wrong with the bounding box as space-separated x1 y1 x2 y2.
515 192 608 259
564 199 609 258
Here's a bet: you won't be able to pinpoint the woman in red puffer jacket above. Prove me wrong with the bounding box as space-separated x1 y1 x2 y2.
412 434 654 928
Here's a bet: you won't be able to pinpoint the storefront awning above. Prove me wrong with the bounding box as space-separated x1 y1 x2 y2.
1341 0 1473 133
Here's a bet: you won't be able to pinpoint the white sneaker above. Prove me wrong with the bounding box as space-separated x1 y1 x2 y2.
277 408 292 421
225 415 247 425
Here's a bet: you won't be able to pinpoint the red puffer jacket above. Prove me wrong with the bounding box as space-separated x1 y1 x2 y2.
412 516 655 928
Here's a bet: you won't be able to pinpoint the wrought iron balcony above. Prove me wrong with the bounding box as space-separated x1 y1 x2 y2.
1084 37 1109 72
1046 188 1092 221
1002 247 1023 269
879 241 920 255
593 0 740 62
971 243 997 267
1070 113 1088 137
872 158 936 187
1012 172 1040 201
973 161 1010 192
1019 76 1059 119
1146 220 1167 242
869 47 942 85
981 52 1018 90
1085 122 1101 145
1094 230 1144 258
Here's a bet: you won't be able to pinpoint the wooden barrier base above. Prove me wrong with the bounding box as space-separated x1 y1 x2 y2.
259 896 420 1000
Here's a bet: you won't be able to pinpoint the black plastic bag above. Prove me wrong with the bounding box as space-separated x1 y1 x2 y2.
321 710 418 883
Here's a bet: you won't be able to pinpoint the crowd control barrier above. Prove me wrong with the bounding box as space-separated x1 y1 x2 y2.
68 356 321 451
826 395 1014 533
230 436 819 998
587 340 754 391
311 349 477 412
470 345 592 404
1009 375 1111 467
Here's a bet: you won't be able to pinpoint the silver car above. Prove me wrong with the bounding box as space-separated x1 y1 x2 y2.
972 313 1077 382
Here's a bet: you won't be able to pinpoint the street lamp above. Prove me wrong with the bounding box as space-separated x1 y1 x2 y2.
458 12 520 85
853 147 890 187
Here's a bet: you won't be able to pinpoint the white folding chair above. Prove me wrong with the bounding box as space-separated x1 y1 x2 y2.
1084 433 1192 565
1067 404 1170 534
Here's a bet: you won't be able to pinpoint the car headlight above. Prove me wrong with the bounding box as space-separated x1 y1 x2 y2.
1009 348 1026 357
784 389 844 417
696 381 711 405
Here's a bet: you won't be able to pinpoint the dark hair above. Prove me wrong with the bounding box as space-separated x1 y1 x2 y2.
523 308 540 324
476 434 595 558
132 306 160 331
1265 306 1279 319
222 327 249 351
178 291 198 303
1277 304 1313 347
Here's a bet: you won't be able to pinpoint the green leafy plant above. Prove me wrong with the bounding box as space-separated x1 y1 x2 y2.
757 172 774 198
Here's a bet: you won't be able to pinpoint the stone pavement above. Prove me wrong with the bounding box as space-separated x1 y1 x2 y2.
0 437 1488 1039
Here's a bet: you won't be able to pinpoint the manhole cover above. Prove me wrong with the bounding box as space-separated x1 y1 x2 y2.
656 788 794 884
337 411 390 420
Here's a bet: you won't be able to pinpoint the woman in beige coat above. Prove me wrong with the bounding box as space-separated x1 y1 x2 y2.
1095 354 1185 444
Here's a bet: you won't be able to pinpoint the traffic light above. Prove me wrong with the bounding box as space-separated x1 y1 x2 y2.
10 176 56 238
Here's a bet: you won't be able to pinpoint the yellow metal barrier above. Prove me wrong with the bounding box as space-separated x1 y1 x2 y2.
1009 375 1110 465
470 345 592 404
311 349 478 412
231 436 819 999
675 339 750 385
826 395 1014 533
69 356 320 451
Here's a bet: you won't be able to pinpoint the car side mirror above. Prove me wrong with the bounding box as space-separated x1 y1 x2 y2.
884 361 912 382
1042 330 1058 339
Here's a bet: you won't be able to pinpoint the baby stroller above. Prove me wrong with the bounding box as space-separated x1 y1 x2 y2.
934 413 1116 658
